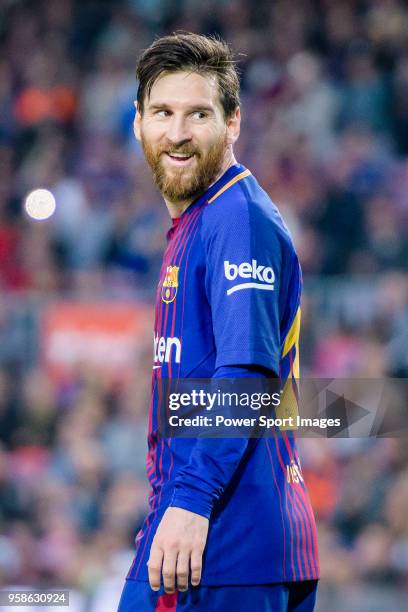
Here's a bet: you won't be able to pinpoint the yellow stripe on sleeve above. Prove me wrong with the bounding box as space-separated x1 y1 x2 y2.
282 307 301 358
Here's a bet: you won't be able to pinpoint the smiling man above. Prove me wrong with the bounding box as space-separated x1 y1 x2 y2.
118 33 319 611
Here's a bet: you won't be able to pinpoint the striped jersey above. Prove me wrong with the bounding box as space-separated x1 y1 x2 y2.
127 163 320 585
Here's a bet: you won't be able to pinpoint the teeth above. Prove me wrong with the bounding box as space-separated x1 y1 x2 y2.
169 153 191 158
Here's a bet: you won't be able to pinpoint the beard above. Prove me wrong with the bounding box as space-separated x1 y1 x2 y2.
140 131 228 203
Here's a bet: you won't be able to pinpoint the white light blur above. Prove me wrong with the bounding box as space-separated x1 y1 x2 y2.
24 188 56 221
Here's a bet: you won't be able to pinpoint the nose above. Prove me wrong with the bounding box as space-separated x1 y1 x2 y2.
165 115 192 147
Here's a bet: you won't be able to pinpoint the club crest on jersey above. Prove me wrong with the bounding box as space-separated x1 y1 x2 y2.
162 265 179 303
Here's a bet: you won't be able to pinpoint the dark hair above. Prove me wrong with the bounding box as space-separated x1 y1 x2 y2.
136 33 240 118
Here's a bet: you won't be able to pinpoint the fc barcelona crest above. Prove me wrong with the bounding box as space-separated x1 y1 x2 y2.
162 265 179 304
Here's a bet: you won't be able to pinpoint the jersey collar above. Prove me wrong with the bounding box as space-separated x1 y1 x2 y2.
167 163 250 235
204 163 250 204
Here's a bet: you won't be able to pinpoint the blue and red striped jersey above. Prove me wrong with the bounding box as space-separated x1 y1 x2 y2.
127 163 320 585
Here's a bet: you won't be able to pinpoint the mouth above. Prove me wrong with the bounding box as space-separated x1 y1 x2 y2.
164 152 195 167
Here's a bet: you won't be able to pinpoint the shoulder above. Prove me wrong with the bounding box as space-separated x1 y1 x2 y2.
202 170 296 258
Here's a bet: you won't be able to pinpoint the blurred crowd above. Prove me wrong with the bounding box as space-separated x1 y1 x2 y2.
1 0 408 290
0 0 407 610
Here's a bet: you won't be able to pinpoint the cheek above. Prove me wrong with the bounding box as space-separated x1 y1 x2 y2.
195 125 226 150
141 121 166 143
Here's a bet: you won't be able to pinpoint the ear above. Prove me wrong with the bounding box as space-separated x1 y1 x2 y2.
133 101 142 141
225 106 241 146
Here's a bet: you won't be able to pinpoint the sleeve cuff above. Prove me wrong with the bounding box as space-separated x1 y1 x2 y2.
169 488 214 519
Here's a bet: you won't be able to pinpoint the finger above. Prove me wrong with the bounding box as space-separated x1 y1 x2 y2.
190 548 203 586
176 550 190 592
147 546 163 591
162 549 178 593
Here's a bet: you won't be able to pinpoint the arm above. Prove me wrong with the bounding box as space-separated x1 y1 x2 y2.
169 365 270 517
148 365 270 594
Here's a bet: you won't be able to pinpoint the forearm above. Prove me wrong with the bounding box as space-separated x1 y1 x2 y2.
169 365 269 518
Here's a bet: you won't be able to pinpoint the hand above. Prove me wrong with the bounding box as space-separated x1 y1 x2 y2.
147 507 209 593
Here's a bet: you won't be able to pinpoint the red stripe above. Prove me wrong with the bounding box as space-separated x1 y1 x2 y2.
155 592 178 611
159 208 201 449
294 451 320 576
281 431 312 579
162 207 203 492
274 420 317 580
149 211 187 490
295 482 318 577
154 218 181 440
146 241 172 507
133 206 203 579
291 491 304 580
156 206 202 398
170 211 198 343
264 439 287 581
163 207 202 370
154 208 203 514
295 450 320 573
280 433 308 580
293 488 314 578
168 206 202 379
272 432 297 580
283 350 313 578
146 380 158 476
164 207 203 493
176 205 204 377
290 486 311 579
281 431 314 579
148 210 196 494
291 445 318 576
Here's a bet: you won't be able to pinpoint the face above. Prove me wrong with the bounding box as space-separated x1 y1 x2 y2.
134 71 240 204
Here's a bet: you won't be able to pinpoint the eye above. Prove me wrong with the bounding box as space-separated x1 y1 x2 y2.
192 111 207 120
155 109 170 118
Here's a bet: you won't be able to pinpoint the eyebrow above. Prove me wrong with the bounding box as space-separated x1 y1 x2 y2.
147 103 215 113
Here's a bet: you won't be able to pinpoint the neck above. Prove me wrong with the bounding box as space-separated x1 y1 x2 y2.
164 148 237 219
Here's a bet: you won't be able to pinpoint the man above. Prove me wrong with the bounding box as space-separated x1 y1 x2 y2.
119 33 319 611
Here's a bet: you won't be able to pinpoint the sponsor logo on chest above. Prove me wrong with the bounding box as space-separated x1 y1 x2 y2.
153 335 181 368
